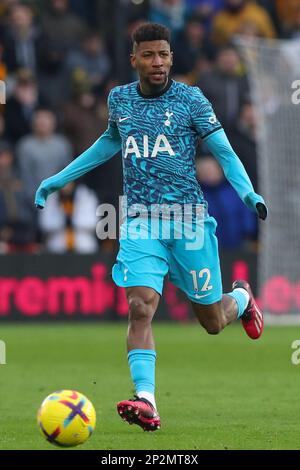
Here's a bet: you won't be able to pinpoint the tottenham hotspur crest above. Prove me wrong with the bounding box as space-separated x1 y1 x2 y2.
164 111 174 127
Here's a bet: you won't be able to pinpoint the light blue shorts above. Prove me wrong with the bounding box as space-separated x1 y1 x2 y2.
112 215 222 305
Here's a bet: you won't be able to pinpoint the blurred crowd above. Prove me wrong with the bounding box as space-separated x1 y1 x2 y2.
0 0 295 254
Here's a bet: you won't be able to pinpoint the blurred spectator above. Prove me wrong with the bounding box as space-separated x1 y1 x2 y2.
150 0 186 35
38 181 99 253
276 0 300 36
17 109 73 201
197 46 249 131
0 0 19 28
235 18 263 43
257 1 278 31
62 70 103 155
172 14 215 81
0 39 7 81
4 68 45 143
228 102 258 189
0 114 7 140
37 38 70 108
41 0 87 52
0 141 36 253
37 0 88 107
277 0 300 39
0 0 12 19
62 72 122 207
93 0 117 41
70 0 98 27
184 0 225 30
2 4 40 73
290 11 300 39
67 32 112 93
212 0 276 46
196 155 257 249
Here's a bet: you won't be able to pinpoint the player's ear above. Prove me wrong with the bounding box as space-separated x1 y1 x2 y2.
170 51 174 67
131 53 137 70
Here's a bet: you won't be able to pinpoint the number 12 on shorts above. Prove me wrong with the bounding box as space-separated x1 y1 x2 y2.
190 269 213 293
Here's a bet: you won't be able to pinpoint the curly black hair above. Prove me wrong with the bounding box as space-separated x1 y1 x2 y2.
132 23 171 47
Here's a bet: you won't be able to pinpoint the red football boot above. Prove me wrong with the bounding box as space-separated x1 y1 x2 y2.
117 396 161 432
232 280 264 340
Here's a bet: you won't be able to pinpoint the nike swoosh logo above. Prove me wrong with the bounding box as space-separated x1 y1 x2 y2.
194 293 212 300
119 117 130 122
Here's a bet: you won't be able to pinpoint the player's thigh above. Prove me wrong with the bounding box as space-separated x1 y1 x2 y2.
112 233 169 297
168 216 223 305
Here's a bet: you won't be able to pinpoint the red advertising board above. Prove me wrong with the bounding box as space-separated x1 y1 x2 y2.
3 251 291 321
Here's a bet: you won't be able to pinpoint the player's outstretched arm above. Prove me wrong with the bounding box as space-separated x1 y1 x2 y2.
35 124 121 209
204 129 268 220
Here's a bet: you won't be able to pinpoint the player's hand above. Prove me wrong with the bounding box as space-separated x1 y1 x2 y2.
35 181 50 210
256 202 268 221
244 192 268 220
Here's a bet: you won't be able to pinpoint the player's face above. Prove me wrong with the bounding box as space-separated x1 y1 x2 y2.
131 40 173 91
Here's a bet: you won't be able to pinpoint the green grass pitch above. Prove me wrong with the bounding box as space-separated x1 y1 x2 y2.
0 322 299 450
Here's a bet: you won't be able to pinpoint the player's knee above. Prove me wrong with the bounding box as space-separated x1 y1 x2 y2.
204 318 224 335
128 297 153 323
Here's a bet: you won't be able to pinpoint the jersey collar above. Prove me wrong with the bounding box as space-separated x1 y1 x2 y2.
137 78 173 99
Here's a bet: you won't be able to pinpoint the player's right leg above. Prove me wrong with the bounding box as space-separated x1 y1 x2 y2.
112 217 168 431
117 286 161 432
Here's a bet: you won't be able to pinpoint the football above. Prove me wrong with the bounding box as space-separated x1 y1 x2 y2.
37 390 96 447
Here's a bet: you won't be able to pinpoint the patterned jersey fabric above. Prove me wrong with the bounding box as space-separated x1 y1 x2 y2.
108 79 222 209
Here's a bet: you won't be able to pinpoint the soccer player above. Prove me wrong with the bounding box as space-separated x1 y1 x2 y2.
35 23 267 433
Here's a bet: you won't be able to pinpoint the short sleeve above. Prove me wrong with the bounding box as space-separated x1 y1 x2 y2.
190 87 222 140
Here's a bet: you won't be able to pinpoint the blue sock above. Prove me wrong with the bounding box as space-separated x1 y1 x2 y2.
227 290 248 319
128 349 156 395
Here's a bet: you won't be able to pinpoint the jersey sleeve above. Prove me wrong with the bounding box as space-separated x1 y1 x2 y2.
190 87 222 140
108 88 118 128
205 128 266 213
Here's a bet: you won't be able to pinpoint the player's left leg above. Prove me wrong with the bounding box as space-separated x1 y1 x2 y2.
169 215 264 339
191 295 239 335
191 280 264 339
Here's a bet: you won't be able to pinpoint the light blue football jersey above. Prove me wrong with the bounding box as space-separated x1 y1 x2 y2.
108 80 222 208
